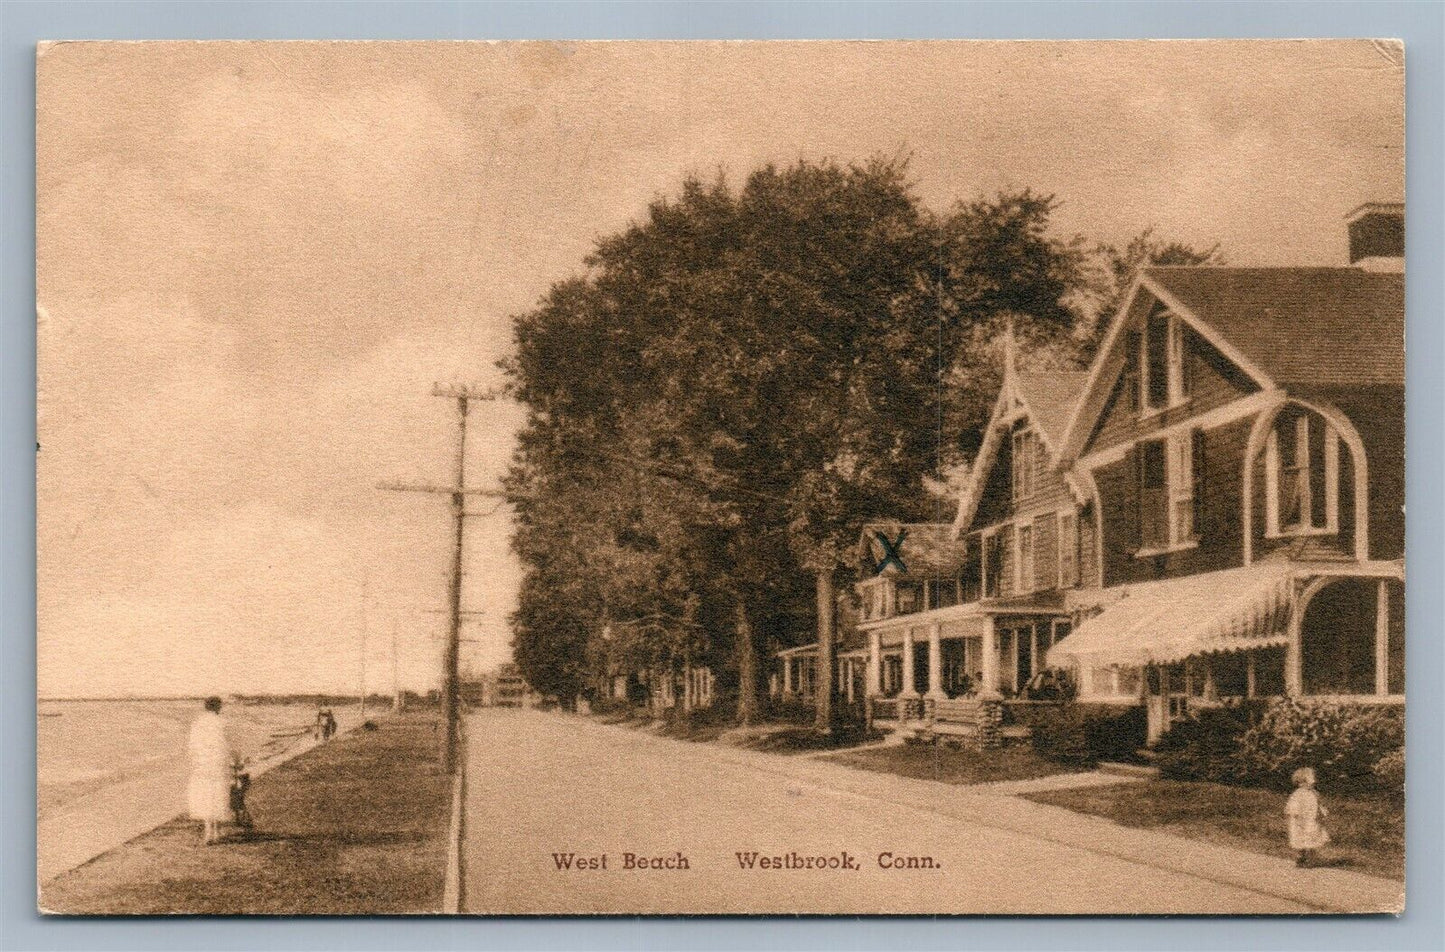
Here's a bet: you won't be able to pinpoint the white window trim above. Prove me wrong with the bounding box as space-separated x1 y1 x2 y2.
1167 313 1188 405
1139 312 1191 417
1014 522 1034 595
1081 664 1145 702
981 526 1002 599
1133 433 1199 559
1167 430 1197 547
1056 508 1077 590
1265 416 1341 539
1012 428 1036 503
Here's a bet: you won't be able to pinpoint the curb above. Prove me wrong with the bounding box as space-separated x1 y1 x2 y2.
441 730 468 914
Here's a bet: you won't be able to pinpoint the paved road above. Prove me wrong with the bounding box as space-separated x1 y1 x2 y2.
463 710 1397 914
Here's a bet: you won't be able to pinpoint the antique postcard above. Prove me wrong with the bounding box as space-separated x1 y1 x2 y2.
37 40 1405 915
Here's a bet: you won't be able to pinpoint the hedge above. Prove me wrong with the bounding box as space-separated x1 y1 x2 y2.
1157 697 1405 793
1235 697 1403 792
1021 703 1147 766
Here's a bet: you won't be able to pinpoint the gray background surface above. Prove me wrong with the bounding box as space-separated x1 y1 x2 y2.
3 2 1441 949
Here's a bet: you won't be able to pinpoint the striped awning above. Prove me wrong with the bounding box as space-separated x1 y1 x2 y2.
1047 563 1295 668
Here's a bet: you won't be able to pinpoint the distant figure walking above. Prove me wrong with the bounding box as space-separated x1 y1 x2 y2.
322 706 337 740
1286 766 1330 867
187 696 233 845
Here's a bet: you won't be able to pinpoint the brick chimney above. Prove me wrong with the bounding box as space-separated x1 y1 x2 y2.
1346 202 1404 272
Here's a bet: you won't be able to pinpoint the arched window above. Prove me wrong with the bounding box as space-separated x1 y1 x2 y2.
1265 406 1341 536
1300 577 1404 697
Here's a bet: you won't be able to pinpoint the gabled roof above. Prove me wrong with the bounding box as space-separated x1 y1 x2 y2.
1146 267 1404 387
1058 265 1405 462
857 521 967 577
951 368 1088 534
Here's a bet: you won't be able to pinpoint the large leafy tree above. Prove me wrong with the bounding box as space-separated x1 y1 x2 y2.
503 159 1166 729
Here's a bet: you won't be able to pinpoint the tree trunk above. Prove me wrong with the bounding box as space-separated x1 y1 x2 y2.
735 601 758 726
814 570 836 734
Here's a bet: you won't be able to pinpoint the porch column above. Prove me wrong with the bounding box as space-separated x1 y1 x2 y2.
867 631 882 698
926 622 946 700
783 656 794 696
980 617 1001 698
900 627 919 698
1285 593 1303 696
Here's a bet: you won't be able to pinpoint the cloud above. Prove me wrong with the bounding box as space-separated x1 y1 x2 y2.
37 41 1401 695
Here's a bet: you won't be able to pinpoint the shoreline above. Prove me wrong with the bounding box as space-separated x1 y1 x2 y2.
38 705 367 883
41 713 452 915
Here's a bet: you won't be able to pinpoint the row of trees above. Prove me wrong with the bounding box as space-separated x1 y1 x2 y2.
501 157 1217 728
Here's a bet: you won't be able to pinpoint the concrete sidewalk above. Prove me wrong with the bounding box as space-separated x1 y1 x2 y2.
549 710 1404 914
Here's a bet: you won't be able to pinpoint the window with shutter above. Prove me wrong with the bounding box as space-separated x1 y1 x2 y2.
1058 510 1078 588
1145 312 1169 410
983 531 1005 598
1015 524 1034 594
1191 427 1206 542
1174 323 1193 401
1168 430 1197 545
1139 439 1169 549
1012 428 1036 502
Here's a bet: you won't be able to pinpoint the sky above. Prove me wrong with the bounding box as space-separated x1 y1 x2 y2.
36 40 1402 698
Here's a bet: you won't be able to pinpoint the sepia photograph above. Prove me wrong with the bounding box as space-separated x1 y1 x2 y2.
36 38 1405 916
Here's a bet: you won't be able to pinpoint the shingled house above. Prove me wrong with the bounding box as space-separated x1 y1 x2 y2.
1048 202 1404 741
777 202 1405 746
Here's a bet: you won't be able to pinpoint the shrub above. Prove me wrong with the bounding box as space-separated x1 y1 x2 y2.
1236 698 1404 792
1155 706 1251 784
1027 703 1146 766
764 696 816 725
1372 747 1405 793
588 696 633 717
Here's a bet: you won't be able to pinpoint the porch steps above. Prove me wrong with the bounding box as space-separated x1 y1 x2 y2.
1098 760 1160 779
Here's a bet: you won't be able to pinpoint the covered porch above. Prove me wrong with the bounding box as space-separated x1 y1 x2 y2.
858 597 1073 739
1049 560 1405 743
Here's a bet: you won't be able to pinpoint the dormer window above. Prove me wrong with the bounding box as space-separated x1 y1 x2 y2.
1136 309 1191 414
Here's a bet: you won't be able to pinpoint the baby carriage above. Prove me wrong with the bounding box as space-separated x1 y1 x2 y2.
230 759 255 832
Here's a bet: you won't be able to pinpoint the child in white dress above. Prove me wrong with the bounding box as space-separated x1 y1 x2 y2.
1286 766 1330 867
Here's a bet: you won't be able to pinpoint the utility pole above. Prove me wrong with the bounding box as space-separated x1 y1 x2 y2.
379 383 504 774
359 572 369 720
390 615 402 713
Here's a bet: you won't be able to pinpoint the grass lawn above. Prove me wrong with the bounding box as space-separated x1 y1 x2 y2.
822 742 1073 786
41 713 453 914
1025 780 1404 881
594 708 885 753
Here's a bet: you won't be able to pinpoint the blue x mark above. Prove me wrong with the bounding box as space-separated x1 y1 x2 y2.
873 529 908 576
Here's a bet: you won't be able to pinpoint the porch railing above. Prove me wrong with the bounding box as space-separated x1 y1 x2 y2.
869 697 901 721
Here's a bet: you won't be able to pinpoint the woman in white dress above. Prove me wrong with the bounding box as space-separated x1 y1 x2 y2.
187 696 233 845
